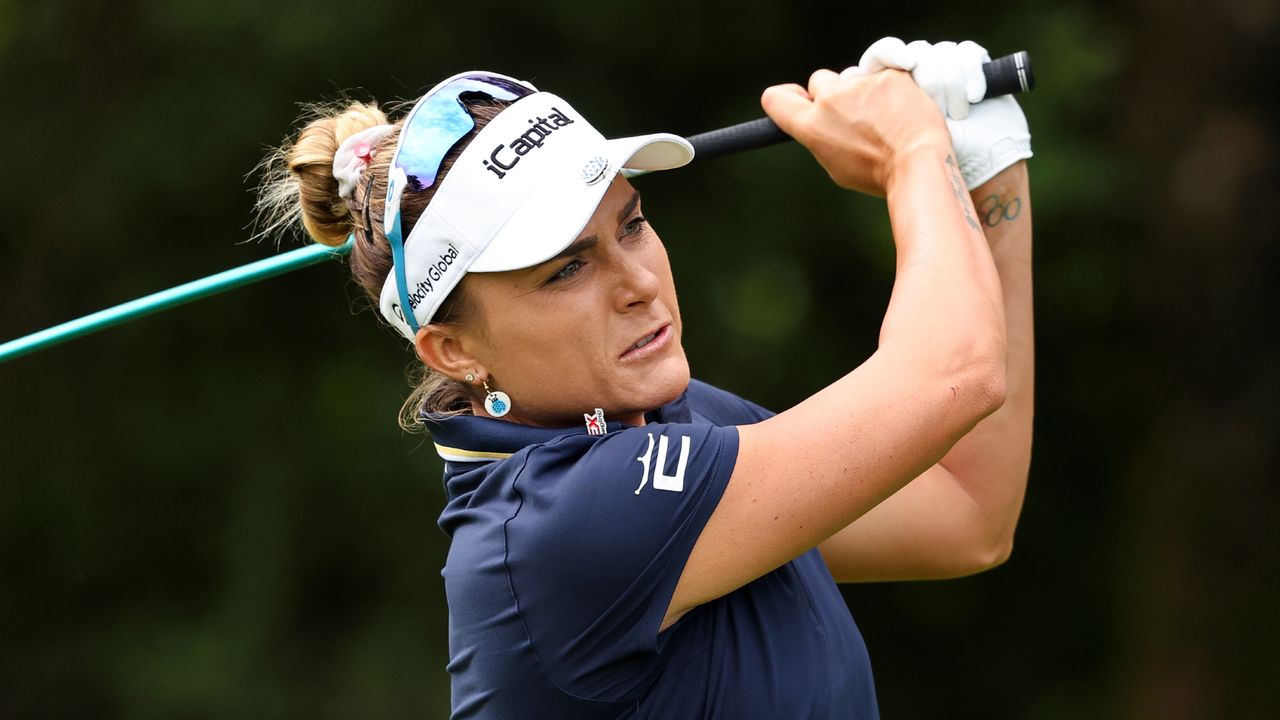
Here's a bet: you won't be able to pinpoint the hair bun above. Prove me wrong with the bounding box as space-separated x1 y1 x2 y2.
255 101 395 248
331 103 391 153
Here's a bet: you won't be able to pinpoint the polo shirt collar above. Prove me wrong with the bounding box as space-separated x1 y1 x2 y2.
424 386 693 463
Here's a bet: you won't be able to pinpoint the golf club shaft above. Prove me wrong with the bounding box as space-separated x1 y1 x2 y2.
0 242 353 363
0 51 1034 364
689 51 1034 161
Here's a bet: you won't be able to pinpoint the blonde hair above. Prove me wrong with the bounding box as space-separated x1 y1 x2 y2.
255 97 509 430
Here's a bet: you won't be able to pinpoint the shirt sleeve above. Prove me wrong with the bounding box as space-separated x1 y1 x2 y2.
686 378 776 424
502 421 739 702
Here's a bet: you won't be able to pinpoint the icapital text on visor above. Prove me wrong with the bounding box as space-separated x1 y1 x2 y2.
481 107 576 179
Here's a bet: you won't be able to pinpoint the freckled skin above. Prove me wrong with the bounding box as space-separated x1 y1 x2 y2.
449 177 690 427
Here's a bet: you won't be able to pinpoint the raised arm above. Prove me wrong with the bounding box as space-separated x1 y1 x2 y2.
812 39 1035 581
817 160 1033 581
663 68 1007 628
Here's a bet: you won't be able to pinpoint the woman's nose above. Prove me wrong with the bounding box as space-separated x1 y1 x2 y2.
613 254 661 312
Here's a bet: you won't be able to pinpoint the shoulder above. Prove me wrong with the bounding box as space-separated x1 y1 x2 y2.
514 421 739 510
686 378 775 425
503 421 740 589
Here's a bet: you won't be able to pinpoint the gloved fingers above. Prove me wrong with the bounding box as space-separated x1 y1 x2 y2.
911 42 949 117
904 39 933 59
958 39 992 64
938 43 972 120
957 40 990 104
858 36 917 73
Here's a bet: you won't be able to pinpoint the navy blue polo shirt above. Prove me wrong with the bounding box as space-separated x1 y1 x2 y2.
430 379 879 719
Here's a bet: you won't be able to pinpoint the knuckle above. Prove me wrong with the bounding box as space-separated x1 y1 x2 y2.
807 68 835 92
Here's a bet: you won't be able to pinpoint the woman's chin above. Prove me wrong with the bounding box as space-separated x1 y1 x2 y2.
623 353 691 414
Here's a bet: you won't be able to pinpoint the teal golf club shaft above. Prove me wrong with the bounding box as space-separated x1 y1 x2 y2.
0 240 353 363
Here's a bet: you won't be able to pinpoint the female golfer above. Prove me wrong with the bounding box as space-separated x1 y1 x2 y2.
260 37 1033 719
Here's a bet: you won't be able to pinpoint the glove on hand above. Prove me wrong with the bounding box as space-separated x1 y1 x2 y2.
857 37 1033 189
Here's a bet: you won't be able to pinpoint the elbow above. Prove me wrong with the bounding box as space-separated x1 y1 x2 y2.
970 325 1008 416
979 534 1014 571
973 361 1007 419
954 345 1007 425
973 505 1019 572
955 532 1014 577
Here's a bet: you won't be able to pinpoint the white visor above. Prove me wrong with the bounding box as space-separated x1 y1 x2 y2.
378 90 694 339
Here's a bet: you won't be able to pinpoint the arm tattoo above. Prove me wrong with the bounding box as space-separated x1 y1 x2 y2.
944 154 982 231
977 193 1023 228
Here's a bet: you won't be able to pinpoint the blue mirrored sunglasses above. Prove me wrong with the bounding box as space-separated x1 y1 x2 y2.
383 73 536 334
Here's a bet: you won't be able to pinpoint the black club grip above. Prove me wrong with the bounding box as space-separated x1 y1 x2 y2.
983 50 1034 97
686 51 1035 163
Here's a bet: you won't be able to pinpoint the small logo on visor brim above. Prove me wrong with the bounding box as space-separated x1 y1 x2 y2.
581 156 610 185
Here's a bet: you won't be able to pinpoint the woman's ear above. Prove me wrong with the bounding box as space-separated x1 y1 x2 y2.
415 325 482 381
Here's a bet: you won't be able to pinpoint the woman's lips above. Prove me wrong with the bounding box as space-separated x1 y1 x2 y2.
620 324 672 361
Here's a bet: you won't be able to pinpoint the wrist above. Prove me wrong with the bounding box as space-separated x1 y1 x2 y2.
884 131 951 198
968 159 1027 198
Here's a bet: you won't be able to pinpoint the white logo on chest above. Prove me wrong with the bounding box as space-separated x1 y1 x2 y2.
634 432 690 495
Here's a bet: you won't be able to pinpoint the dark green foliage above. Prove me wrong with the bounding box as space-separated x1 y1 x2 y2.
1 1 1276 717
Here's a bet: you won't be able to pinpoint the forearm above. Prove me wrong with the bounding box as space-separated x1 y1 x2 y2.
812 158 1020 582
877 145 1007 399
937 160 1034 547
749 145 1008 543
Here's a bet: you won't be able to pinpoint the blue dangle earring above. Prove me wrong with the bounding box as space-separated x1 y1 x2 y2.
481 377 511 418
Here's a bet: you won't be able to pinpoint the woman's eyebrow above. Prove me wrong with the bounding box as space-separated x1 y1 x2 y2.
549 191 643 261
547 236 599 263
616 190 641 224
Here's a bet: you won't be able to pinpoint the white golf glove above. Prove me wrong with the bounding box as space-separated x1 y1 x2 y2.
856 37 1033 189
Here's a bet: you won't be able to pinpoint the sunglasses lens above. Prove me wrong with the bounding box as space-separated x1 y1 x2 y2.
394 75 536 192
397 102 476 191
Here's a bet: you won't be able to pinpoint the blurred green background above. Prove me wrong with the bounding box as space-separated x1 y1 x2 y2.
2 1 1277 718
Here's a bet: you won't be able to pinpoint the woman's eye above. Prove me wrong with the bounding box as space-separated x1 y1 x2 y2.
548 260 584 284
624 215 648 235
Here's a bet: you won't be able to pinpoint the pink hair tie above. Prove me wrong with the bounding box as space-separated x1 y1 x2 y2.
333 124 396 200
